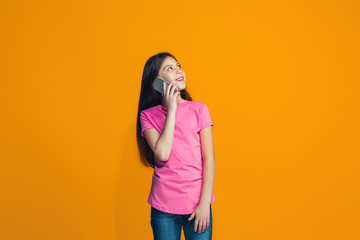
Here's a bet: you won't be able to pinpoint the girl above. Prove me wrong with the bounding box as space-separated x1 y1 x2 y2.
136 52 216 240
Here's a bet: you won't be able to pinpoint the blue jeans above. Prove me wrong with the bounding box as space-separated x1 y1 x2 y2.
150 205 213 240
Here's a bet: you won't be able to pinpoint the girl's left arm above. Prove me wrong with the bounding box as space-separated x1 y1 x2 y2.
188 125 215 233
199 125 215 206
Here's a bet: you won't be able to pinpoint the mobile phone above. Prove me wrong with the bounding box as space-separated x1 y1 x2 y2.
153 76 178 94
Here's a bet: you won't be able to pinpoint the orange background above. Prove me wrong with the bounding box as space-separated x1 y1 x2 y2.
1 0 359 239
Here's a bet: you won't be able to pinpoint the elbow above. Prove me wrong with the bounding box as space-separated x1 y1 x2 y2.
157 155 169 162
155 151 170 162
203 156 215 164
153 141 171 162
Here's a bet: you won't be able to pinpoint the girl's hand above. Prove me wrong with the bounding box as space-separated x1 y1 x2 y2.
161 81 180 113
188 203 210 233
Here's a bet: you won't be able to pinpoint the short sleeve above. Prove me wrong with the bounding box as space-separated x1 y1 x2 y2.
199 103 214 131
140 111 155 137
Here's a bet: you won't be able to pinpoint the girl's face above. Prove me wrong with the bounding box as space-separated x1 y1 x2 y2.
158 56 186 91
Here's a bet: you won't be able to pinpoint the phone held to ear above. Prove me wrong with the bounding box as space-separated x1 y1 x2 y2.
153 76 179 94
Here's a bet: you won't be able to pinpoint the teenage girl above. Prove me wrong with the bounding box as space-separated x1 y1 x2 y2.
136 52 216 240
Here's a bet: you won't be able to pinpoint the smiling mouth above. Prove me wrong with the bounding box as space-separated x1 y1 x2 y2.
176 77 184 81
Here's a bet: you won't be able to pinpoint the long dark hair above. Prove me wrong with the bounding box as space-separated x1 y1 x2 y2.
136 52 193 168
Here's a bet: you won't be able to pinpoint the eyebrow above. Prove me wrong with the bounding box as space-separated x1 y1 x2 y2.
163 63 181 69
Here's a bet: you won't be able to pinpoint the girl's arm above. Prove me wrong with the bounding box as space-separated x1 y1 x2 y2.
188 125 215 233
199 125 216 206
143 110 176 162
143 83 179 162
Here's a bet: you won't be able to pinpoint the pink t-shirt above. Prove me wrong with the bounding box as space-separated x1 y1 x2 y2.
140 100 216 214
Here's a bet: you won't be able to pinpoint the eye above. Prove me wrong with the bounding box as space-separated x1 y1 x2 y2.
166 64 181 71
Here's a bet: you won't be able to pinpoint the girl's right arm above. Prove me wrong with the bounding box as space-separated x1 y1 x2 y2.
153 110 176 161
143 82 180 162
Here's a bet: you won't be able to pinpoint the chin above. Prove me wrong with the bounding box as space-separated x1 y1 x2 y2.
179 86 185 91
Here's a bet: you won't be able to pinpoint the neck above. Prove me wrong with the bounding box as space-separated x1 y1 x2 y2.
162 96 186 105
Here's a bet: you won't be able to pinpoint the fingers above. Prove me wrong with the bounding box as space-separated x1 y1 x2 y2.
189 210 209 233
188 212 195 221
200 221 205 233
195 220 205 233
166 82 171 96
194 218 209 233
170 83 176 95
169 83 177 95
164 82 177 97
163 81 171 96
